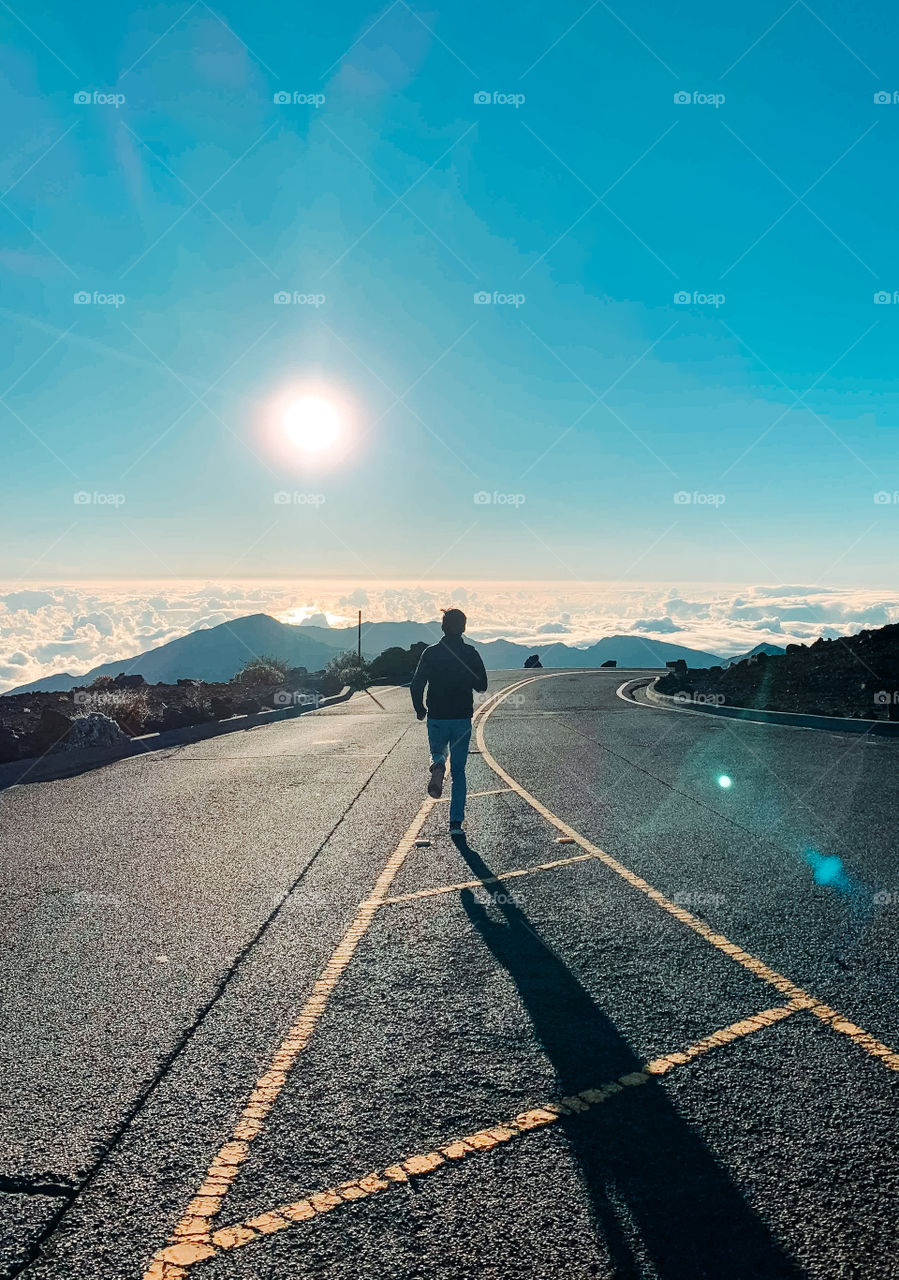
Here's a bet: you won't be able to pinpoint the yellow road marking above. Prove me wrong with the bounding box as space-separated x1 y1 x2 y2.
144 800 438 1278
475 675 899 1074
175 1000 805 1266
143 672 898 1278
382 850 606 905
143 688 516 1280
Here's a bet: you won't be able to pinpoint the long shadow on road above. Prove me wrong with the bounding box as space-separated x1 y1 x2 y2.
454 833 804 1280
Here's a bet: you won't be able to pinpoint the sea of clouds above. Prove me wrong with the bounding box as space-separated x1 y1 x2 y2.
1 580 896 693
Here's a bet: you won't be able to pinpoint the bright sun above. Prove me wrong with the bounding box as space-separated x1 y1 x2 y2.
283 395 342 454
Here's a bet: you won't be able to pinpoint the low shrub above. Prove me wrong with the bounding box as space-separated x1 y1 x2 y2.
233 655 290 685
78 689 150 734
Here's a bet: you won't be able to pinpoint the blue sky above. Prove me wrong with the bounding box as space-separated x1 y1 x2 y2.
2 0 898 587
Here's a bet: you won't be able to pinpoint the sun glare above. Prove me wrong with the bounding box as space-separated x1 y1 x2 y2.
283 395 342 454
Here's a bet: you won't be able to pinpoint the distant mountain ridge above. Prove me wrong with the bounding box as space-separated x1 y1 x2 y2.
5 613 728 694
5 615 338 694
725 642 787 665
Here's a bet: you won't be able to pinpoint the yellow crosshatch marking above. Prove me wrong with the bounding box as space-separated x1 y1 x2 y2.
194 1001 807 1265
143 673 899 1279
476 677 899 1074
381 849 608 904
143 792 439 1279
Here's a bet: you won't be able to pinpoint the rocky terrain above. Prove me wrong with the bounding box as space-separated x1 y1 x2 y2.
656 623 899 720
0 666 339 764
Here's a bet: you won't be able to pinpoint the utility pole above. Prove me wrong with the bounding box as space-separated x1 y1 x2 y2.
356 608 384 709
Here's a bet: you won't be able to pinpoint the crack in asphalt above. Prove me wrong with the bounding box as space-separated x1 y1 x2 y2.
6 720 414 1280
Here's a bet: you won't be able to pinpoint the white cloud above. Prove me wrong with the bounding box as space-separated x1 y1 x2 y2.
1 590 59 612
630 616 683 634
1 579 897 693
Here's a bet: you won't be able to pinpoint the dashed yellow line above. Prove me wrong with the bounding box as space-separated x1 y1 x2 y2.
475 676 899 1074
144 798 438 1277
175 1000 807 1266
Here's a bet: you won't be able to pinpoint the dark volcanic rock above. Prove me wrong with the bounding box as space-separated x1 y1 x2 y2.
36 708 73 750
112 673 146 689
234 697 261 716
162 705 190 730
657 623 899 720
0 669 329 762
54 713 130 753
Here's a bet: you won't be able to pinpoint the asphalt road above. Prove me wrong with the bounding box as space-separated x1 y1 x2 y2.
2 670 897 1279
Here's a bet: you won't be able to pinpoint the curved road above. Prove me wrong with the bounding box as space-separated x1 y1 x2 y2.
2 670 897 1279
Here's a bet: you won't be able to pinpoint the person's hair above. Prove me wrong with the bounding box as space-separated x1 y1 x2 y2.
441 607 466 636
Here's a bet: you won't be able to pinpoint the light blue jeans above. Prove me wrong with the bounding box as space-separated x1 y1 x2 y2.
427 717 472 823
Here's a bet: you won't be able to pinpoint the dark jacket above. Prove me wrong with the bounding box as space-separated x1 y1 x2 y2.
410 635 488 720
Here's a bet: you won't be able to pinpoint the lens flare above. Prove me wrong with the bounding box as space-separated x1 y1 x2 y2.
717 774 733 789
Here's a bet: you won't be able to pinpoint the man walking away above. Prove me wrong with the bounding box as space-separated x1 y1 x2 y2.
410 608 488 834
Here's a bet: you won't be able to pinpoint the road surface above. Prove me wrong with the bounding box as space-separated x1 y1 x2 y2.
1 670 897 1279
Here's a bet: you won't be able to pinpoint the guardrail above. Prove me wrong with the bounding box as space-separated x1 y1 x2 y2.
0 686 355 790
645 678 899 736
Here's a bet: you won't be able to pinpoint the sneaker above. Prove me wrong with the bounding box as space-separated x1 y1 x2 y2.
427 761 446 799
449 820 464 835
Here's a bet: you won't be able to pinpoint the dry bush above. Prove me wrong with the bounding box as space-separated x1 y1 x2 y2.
78 689 150 734
233 655 290 685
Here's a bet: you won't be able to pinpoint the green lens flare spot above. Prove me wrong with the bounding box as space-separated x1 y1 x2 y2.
717 774 733 789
